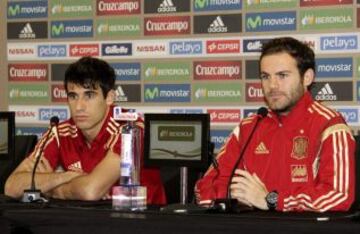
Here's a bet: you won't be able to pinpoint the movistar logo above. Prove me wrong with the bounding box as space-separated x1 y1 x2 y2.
145 87 159 99
8 4 20 16
52 23 65 36
194 0 208 9
247 16 262 29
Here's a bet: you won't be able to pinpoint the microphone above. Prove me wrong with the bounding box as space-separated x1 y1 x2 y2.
212 107 268 212
22 116 59 203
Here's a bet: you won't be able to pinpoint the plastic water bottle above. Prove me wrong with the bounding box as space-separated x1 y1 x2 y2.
119 109 140 186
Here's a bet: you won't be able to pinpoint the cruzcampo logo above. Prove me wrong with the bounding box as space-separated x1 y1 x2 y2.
8 4 20 16
300 8 353 30
50 0 93 18
143 62 191 82
245 0 297 10
8 84 49 104
96 18 141 37
193 83 242 103
247 15 262 29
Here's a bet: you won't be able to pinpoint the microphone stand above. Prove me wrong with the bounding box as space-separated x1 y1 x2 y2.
22 117 59 203
213 107 268 213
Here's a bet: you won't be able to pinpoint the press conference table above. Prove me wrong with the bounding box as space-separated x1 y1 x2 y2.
0 196 359 234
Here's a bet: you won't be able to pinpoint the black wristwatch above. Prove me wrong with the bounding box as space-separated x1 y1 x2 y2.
265 191 278 211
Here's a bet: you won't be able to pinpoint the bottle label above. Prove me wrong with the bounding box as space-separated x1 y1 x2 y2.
121 133 132 177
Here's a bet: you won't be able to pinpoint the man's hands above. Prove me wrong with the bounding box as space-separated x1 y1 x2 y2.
230 169 269 210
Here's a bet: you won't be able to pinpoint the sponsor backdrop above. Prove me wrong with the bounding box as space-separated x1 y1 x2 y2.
2 0 360 152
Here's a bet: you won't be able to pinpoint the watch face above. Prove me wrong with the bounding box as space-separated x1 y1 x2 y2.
267 192 278 204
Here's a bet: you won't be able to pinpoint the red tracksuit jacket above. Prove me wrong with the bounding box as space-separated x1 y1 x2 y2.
195 92 355 212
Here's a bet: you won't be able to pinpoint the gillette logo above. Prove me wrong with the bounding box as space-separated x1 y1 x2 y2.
320 35 358 50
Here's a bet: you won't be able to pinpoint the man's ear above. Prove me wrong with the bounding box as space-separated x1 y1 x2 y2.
106 90 115 105
303 68 314 89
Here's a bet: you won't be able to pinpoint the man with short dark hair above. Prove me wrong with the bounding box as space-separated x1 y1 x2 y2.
195 37 355 212
5 57 166 204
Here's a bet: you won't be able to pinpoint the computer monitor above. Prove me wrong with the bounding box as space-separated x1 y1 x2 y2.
144 113 210 169
0 112 15 160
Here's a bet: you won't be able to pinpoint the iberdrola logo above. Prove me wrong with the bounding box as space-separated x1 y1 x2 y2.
301 14 315 26
247 0 261 5
97 23 109 34
145 67 158 77
195 88 207 99
9 89 20 98
52 4 64 14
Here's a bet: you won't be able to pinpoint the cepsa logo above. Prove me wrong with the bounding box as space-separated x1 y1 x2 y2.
96 0 140 16
39 108 68 121
335 108 359 125
169 41 202 55
38 45 66 57
144 16 190 36
300 0 353 6
208 109 241 123
193 61 241 80
320 35 358 51
246 83 264 102
206 40 240 54
51 84 67 102
8 64 48 81
101 43 132 56
69 44 99 57
210 129 232 152
7 0 48 19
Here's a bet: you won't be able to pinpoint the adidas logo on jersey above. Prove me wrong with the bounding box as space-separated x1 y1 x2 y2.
115 85 128 102
68 161 83 172
255 142 269 154
315 83 337 101
208 16 228 33
19 23 36 39
157 0 177 12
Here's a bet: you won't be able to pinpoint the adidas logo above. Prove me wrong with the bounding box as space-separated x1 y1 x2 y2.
208 16 228 33
315 83 337 101
158 0 177 12
115 86 128 102
68 161 83 172
255 142 269 154
19 23 36 39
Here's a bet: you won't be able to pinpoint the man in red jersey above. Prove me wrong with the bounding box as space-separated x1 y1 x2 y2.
195 37 355 212
5 57 166 204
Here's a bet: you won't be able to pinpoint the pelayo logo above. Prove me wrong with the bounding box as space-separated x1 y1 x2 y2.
320 35 358 51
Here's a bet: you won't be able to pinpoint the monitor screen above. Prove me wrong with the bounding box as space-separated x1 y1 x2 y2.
0 112 15 159
144 113 210 169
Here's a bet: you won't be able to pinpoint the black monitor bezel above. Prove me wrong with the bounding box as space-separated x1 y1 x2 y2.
144 113 210 169
0 112 15 160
